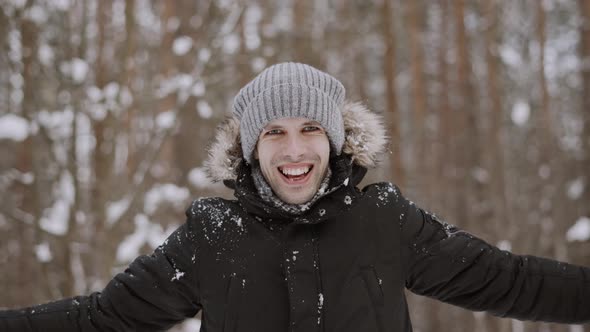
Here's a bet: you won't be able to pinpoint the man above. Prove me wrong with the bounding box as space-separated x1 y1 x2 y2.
1 62 589 331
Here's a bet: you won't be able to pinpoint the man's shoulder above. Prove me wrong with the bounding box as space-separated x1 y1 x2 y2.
185 196 240 218
360 181 402 197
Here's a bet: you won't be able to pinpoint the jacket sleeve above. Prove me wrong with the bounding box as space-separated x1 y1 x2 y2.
0 205 202 331
398 188 590 324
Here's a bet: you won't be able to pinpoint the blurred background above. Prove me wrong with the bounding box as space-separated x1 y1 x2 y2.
0 0 589 331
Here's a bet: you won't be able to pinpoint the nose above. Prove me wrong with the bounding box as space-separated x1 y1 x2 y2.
282 132 306 161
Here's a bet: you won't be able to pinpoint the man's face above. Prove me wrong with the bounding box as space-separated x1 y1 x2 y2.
255 117 330 205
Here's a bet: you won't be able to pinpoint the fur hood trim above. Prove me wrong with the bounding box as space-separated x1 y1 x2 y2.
204 101 387 182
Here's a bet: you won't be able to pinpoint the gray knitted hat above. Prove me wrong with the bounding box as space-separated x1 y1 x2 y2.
232 62 346 164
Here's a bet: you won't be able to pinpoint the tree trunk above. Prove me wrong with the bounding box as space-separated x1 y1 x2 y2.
580 0 590 207
407 0 427 194
381 0 405 188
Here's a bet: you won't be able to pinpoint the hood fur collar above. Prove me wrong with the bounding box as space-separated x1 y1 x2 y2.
204 101 388 182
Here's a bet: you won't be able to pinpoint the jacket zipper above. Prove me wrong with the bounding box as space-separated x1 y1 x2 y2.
311 226 324 332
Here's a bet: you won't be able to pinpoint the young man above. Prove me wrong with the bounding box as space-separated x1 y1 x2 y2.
1 62 589 331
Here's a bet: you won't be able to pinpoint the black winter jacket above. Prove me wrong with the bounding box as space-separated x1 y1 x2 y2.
1 102 589 331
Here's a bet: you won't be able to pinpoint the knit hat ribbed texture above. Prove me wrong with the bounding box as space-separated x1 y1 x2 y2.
232 62 346 164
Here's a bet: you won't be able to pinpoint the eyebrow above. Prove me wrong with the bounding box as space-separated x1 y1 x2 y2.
302 121 321 126
262 121 323 131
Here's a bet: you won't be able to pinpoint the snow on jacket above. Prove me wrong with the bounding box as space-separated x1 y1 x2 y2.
1 102 589 332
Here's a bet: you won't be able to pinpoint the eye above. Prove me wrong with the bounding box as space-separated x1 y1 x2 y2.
302 126 322 133
264 129 283 136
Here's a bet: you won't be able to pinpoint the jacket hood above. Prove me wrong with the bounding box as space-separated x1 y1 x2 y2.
204 101 388 183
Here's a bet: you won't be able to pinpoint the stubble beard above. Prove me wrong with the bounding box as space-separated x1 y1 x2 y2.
263 156 328 205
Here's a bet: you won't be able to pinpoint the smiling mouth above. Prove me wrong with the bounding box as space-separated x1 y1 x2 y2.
278 165 314 184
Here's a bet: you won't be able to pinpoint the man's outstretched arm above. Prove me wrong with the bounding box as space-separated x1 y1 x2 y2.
0 205 202 331
397 186 590 324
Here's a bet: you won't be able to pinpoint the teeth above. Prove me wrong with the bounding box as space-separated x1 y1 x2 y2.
280 166 310 176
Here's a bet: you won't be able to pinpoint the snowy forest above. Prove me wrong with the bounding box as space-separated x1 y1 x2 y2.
0 0 589 331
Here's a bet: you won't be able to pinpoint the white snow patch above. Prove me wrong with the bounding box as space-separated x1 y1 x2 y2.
344 195 352 205
156 111 176 129
0 114 29 141
172 36 193 56
51 0 71 11
157 74 193 99
566 177 584 200
10 0 26 9
198 48 211 63
38 44 54 65
251 57 266 72
244 5 262 50
119 86 133 107
25 5 48 24
171 268 185 281
86 86 103 102
197 100 212 119
511 100 530 126
144 183 190 215
35 242 53 262
191 80 206 97
106 197 131 225
60 58 89 83
497 240 512 251
343 178 349 186
223 34 240 54
471 167 489 183
39 171 75 235
116 214 177 262
499 45 522 67
37 108 74 139
103 82 120 100
40 200 69 235
10 73 23 88
566 217 590 242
